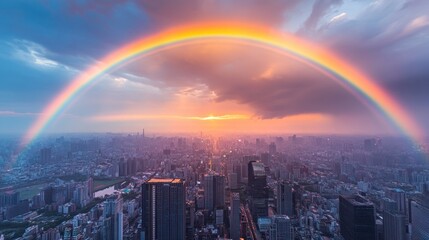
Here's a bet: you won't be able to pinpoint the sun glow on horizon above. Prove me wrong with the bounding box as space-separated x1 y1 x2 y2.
91 114 250 121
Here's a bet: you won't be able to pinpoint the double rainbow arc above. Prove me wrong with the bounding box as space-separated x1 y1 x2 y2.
21 22 423 146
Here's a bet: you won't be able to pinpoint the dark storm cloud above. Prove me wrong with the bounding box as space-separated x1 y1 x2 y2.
119 43 365 119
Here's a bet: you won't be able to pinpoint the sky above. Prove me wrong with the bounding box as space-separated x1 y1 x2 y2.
0 0 429 136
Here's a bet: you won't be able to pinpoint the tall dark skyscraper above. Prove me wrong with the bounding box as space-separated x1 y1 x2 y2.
229 192 241 240
141 178 185 240
203 174 225 211
277 181 293 217
339 195 376 240
248 161 268 220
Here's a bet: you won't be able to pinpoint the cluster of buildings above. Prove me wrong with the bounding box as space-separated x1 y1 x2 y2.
0 133 428 240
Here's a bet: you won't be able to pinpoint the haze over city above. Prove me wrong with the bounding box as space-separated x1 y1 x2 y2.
1 1 429 240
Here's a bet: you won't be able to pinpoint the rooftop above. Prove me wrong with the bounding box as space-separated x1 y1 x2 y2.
147 178 182 184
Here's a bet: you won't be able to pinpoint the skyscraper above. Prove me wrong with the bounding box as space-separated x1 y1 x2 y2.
277 181 293 217
269 215 292 240
141 178 185 240
230 192 241 240
228 172 238 190
248 161 268 220
204 174 225 211
383 211 406 240
339 195 376 240
102 195 123 240
382 197 406 240
410 200 429 240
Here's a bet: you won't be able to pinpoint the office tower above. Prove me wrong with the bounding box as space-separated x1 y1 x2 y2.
248 161 268 220
204 175 225 211
386 188 406 214
73 185 88 208
102 195 123 240
186 201 195 239
118 159 128 177
339 195 376 240
42 186 53 205
269 215 292 240
126 158 135 176
242 155 259 179
228 172 238 190
230 192 241 240
141 178 185 240
87 177 94 200
277 181 293 217
382 197 406 240
0 191 20 207
383 211 406 240
410 200 429 240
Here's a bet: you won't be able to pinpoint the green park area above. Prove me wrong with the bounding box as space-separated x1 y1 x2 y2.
93 178 124 191
16 183 48 200
10 177 123 200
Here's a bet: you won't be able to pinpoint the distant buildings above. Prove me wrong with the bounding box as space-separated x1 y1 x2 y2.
141 178 185 240
339 195 376 240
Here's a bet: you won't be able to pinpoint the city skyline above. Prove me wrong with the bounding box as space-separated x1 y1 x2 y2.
1 2 429 239
1 1 429 139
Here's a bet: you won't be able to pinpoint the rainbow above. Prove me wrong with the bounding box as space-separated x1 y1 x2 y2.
21 22 423 146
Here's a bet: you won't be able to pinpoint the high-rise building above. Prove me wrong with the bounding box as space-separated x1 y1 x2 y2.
339 195 376 240
383 211 406 240
230 192 241 240
0 191 20 207
204 174 225 211
277 181 293 217
269 215 292 240
228 172 238 190
141 178 185 240
382 197 406 240
102 195 123 240
410 200 429 240
248 161 268 220
87 177 94 200
73 185 88 208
